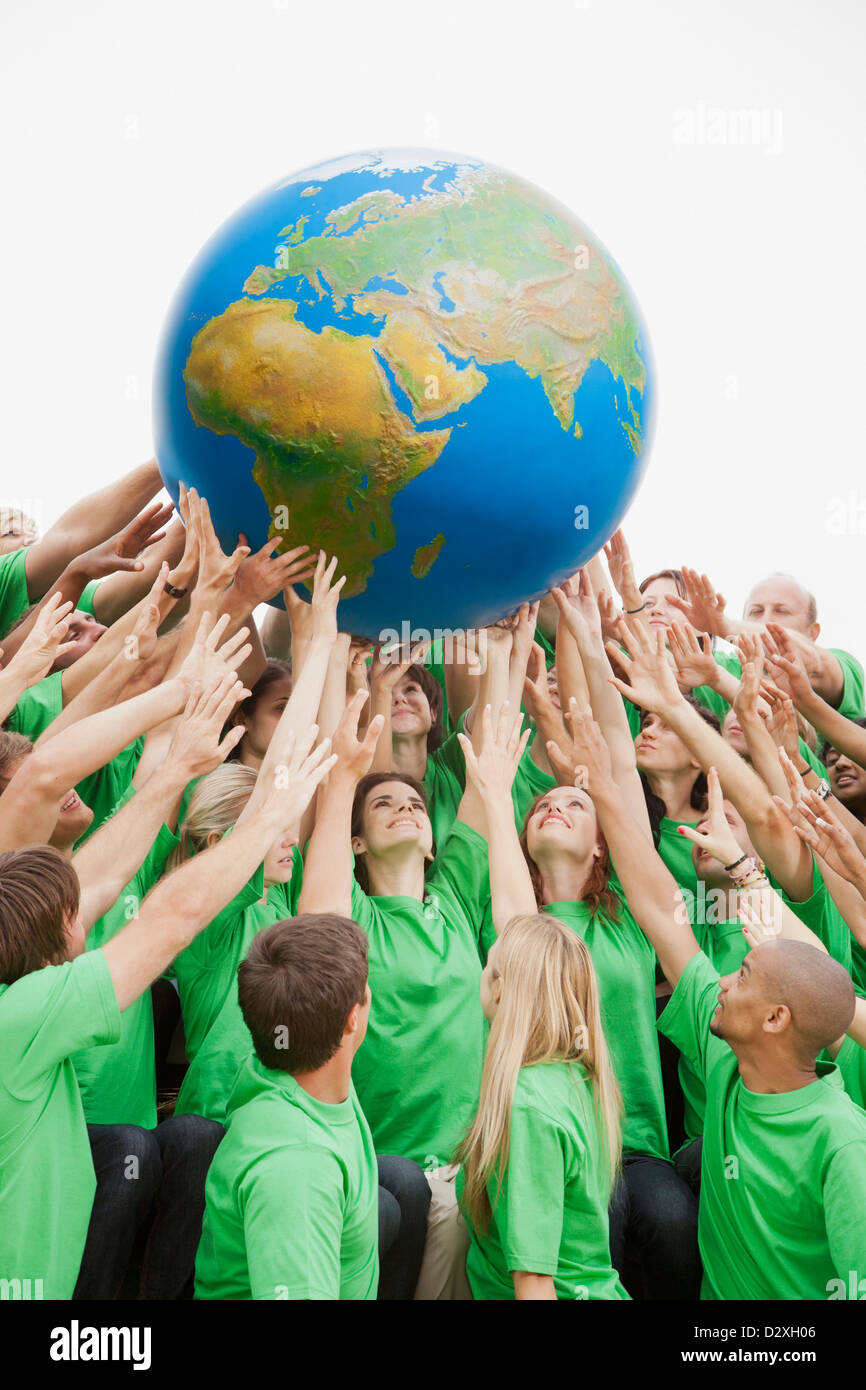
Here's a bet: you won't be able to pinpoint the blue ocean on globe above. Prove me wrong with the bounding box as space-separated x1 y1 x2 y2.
154 148 654 638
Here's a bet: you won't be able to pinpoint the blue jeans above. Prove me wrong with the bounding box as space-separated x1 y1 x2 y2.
74 1115 224 1300
75 1123 429 1300
376 1154 431 1300
609 1153 701 1300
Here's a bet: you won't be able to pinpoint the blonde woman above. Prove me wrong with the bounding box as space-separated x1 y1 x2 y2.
458 913 627 1301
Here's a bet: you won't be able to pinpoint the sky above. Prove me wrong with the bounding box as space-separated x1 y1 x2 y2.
2 0 865 653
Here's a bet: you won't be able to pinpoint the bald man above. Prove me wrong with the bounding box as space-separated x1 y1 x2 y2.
659 936 866 1299
669 569 865 720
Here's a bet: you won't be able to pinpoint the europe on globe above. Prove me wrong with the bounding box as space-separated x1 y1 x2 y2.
154 148 654 638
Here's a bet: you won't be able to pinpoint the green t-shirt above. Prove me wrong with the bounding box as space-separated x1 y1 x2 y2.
0 950 121 1298
461 1059 629 1301
542 898 669 1161
174 855 302 1123
195 1056 378 1300
75 580 101 617
657 816 700 895
350 819 489 1168
5 670 63 738
851 939 866 997
835 1029 866 1112
422 739 465 855
0 546 30 639
713 647 864 724
676 915 749 1145
660 948 866 1299
72 820 181 1129
771 858 853 975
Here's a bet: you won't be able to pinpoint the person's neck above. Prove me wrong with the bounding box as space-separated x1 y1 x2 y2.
733 1043 818 1095
390 732 428 782
538 853 596 907
366 846 428 900
646 769 697 825
293 1051 353 1105
239 744 264 773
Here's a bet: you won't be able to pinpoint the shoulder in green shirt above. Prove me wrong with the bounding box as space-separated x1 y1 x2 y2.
0 950 121 1298
543 897 669 1161
73 819 181 1129
174 857 302 1124
660 948 866 1299
195 1056 378 1300
0 546 30 639
463 1058 628 1302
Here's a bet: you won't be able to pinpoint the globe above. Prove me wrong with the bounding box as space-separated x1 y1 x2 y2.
154 148 654 639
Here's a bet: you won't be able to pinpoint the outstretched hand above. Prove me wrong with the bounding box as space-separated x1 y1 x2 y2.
605 618 683 715
675 766 743 869
545 700 612 792
166 670 250 781
330 688 385 784
4 592 75 687
458 701 530 803
667 567 729 637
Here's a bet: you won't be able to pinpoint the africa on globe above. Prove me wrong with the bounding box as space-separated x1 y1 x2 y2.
154 148 654 637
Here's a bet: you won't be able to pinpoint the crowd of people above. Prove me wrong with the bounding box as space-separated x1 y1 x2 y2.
1 457 865 1302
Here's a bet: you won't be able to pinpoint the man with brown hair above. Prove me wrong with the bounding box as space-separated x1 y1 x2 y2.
195 913 409 1301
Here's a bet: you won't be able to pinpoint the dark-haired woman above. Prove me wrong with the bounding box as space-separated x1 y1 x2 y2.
299 693 495 1298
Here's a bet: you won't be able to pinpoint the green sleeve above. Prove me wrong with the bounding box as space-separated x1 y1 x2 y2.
86 820 181 949
657 949 723 1080
430 728 466 788
427 819 491 925
0 547 30 638
824 1140 866 1277
775 858 853 973
242 1150 345 1300
181 867 266 972
75 580 101 616
5 671 63 738
423 637 451 733
831 649 865 721
494 1100 566 1277
349 878 377 935
0 952 121 1090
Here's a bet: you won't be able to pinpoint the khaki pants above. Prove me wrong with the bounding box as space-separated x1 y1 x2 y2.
413 1165 473 1301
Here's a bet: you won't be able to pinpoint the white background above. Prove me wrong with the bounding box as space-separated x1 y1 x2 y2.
2 0 864 650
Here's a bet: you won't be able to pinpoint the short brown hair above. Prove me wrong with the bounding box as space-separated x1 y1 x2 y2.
0 730 33 793
238 914 368 1073
0 845 80 985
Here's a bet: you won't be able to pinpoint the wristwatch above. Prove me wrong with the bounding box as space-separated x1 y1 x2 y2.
815 778 832 802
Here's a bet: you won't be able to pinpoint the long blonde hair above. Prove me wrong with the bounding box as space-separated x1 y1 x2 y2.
457 913 622 1235
166 763 257 874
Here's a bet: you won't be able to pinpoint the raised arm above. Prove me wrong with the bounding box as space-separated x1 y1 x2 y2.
553 572 651 840
557 708 699 987
101 728 336 1011
74 673 247 928
765 625 866 767
0 594 74 722
457 703 534 930
22 459 165 600
608 618 814 901
0 612 243 851
241 552 343 818
296 691 384 916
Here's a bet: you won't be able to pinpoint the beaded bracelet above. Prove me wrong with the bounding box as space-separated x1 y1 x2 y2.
727 854 766 886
